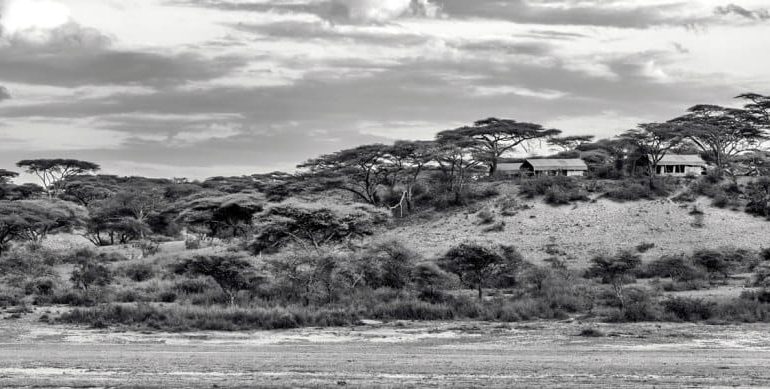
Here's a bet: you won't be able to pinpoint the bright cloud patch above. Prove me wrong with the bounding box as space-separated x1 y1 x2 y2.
333 0 440 22
0 0 71 33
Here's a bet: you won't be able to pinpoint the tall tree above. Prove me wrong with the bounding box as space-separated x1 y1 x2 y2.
432 135 486 202
16 159 100 198
670 103 767 170
439 242 522 300
438 118 561 176
547 135 595 152
383 140 434 214
0 169 18 184
0 199 86 254
737 93 770 130
298 144 390 205
621 123 683 181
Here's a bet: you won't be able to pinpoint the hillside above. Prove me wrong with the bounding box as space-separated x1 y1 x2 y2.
384 194 770 267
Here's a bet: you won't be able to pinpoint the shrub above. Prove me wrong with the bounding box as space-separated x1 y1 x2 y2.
585 250 641 309
519 176 588 205
70 260 113 291
58 303 359 331
745 177 770 218
24 277 57 296
641 255 705 282
604 178 671 202
120 263 156 282
135 240 161 257
439 242 523 300
371 299 455 321
482 221 505 233
174 278 214 294
578 328 605 337
185 239 201 250
691 248 757 281
360 240 420 290
477 210 495 225
635 242 655 253
751 265 770 287
173 255 262 306
663 297 715 321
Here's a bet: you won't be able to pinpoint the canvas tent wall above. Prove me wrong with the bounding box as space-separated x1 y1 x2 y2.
640 154 707 176
521 159 588 177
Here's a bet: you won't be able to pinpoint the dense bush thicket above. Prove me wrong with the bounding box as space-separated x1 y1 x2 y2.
519 176 589 205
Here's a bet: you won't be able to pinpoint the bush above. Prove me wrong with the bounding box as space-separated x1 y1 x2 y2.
691 248 757 280
520 176 588 205
135 240 161 257
663 297 715 321
640 255 705 282
482 221 505 233
476 210 495 225
58 303 359 331
70 260 113 291
120 263 156 282
371 299 455 321
604 178 671 202
635 242 655 253
578 328 605 337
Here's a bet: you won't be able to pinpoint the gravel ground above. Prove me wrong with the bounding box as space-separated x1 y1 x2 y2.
2 311 770 388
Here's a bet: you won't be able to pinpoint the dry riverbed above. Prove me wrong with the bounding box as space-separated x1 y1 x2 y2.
2 308 770 388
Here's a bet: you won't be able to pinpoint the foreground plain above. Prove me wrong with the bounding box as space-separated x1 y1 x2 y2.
2 310 770 388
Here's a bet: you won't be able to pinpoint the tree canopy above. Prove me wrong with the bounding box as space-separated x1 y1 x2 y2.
16 159 100 197
437 118 562 176
0 199 86 254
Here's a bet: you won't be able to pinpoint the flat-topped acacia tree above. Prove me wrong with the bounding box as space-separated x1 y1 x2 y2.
16 159 100 198
438 118 562 176
0 169 18 185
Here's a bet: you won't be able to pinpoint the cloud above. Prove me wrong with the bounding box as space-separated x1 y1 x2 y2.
714 4 770 21
0 22 247 87
332 0 441 23
432 0 703 28
0 86 10 101
176 0 441 23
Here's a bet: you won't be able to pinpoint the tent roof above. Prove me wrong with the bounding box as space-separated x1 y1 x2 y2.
655 154 707 166
524 159 588 171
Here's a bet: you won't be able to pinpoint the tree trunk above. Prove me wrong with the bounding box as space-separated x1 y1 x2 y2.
477 281 483 301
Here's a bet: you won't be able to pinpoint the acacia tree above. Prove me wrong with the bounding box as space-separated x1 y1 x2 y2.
174 255 261 306
438 118 562 176
670 102 767 170
439 242 522 300
621 123 683 182
585 251 641 310
176 192 264 239
547 135 595 152
382 140 434 214
737 93 770 130
250 200 389 254
16 159 100 198
432 135 486 202
298 144 390 205
56 175 117 206
0 169 18 184
0 199 85 254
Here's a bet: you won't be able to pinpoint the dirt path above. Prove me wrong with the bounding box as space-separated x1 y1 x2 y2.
2 318 770 388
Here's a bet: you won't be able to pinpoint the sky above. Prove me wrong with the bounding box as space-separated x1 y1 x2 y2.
0 0 769 180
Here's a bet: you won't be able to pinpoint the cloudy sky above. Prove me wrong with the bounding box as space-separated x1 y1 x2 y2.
0 0 768 180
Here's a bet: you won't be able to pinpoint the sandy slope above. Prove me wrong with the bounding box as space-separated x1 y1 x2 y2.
384 196 770 267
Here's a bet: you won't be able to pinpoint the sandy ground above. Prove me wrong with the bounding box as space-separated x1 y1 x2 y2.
2 310 770 388
386 197 770 266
